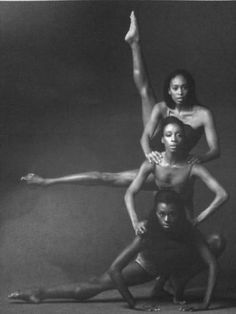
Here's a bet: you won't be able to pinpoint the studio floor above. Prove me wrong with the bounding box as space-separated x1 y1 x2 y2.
2 285 236 314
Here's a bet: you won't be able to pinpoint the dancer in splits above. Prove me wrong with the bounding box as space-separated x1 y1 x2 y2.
21 117 228 303
22 117 227 231
8 190 226 311
22 12 220 190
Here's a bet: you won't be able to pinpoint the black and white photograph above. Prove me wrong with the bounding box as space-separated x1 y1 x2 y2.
0 1 236 313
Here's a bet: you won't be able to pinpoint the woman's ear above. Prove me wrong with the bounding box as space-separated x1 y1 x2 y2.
161 137 164 144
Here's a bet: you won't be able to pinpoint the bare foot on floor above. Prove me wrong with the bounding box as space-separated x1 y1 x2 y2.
125 11 139 44
8 289 43 303
21 173 47 186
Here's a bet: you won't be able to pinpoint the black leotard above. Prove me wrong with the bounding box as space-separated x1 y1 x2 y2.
183 123 204 153
136 218 199 276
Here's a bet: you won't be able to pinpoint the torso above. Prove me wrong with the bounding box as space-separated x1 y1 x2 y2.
153 158 195 204
137 220 198 276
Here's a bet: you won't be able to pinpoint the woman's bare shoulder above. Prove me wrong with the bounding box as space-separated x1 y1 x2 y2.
152 101 168 115
193 105 212 116
190 163 207 176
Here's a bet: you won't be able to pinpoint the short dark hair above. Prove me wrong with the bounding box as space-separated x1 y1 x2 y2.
161 116 185 137
163 69 199 109
146 190 186 233
154 190 184 212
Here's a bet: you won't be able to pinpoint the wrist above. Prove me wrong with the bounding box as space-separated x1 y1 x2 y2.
132 220 139 229
145 151 152 157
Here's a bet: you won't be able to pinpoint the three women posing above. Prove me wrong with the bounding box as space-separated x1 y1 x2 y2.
10 12 228 311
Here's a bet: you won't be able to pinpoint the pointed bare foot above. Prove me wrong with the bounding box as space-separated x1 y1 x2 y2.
20 173 47 186
8 289 43 303
125 11 139 44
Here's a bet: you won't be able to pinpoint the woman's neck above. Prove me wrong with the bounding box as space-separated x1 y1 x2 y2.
163 150 186 166
174 101 192 113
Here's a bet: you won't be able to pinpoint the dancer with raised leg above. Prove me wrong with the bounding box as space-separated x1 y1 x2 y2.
22 11 220 191
125 11 219 165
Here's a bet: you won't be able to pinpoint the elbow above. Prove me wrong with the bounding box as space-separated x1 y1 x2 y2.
221 189 229 203
124 192 130 208
124 189 132 204
211 147 220 160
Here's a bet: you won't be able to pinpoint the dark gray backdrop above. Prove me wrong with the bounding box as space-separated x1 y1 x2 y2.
0 1 235 294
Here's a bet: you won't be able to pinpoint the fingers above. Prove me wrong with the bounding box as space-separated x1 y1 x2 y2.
187 156 201 165
136 227 147 236
146 151 162 164
178 304 194 312
142 303 160 312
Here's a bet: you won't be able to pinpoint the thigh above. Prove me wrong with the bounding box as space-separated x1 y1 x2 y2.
122 261 155 286
97 262 154 290
115 170 156 190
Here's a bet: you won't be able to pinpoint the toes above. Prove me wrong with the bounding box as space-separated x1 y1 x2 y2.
8 290 41 303
8 291 21 299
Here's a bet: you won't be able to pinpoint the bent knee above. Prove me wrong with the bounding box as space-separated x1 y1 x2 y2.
207 234 226 257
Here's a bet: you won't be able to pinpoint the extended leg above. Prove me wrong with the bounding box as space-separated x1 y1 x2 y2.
8 262 153 303
125 11 156 127
21 171 156 190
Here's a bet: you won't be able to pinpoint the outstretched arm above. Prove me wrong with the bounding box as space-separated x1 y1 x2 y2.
108 236 143 308
124 161 154 234
191 165 228 225
125 11 156 127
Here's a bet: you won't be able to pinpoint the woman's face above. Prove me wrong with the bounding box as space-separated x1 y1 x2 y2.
155 202 179 230
168 75 189 105
162 123 184 152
